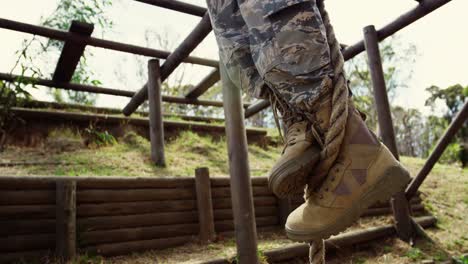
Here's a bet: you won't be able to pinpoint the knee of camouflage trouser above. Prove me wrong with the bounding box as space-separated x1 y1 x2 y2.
239 0 333 105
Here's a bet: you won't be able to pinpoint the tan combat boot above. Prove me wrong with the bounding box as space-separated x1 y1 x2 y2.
268 95 332 198
285 102 411 241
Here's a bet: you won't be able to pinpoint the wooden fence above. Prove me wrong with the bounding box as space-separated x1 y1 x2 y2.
0 173 424 263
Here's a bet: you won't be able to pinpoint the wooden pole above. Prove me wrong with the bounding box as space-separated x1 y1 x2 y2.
343 0 452 61
134 0 206 17
244 100 270 119
53 21 94 82
56 180 76 262
364 25 416 244
147 59 166 167
391 192 414 242
220 64 259 263
406 101 468 198
185 69 220 99
0 18 217 68
194 167 216 242
0 72 251 108
278 198 293 226
363 25 400 159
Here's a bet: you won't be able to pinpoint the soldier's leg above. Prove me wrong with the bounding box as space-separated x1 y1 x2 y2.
237 0 333 114
205 0 322 198
205 0 267 99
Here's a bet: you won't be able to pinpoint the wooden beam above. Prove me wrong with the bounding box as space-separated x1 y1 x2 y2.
147 59 166 167
0 72 251 108
53 21 94 82
391 192 415 242
185 69 220 99
134 0 206 17
122 14 213 116
343 0 452 60
219 64 258 262
0 18 218 67
21 100 225 123
244 100 270 118
363 25 400 159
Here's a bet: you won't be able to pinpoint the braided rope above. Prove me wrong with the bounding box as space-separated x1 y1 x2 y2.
309 240 326 264
308 2 349 263
307 0 349 193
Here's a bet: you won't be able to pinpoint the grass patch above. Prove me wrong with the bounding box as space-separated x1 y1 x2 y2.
2 131 281 177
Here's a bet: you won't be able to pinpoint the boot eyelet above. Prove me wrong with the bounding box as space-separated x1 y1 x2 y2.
331 177 335 182
325 188 329 192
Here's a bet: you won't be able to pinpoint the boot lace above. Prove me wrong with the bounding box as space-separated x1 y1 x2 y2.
268 89 302 145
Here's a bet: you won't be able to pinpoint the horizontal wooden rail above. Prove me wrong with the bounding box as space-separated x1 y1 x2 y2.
0 18 218 67
22 100 225 123
134 0 206 17
0 72 251 107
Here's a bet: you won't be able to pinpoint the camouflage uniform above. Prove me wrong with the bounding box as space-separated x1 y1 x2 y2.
206 0 333 111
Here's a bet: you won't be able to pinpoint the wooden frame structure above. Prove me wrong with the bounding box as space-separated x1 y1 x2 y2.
0 0 465 263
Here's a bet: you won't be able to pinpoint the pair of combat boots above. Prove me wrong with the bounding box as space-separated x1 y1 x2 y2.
268 97 411 242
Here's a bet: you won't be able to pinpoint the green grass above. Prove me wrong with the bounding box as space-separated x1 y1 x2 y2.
2 130 281 177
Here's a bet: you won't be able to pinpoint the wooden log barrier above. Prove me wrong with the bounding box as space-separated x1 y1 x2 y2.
76 188 196 203
84 235 193 256
210 177 267 187
0 190 55 205
212 196 277 210
79 223 199 246
211 186 272 198
0 219 55 236
0 234 55 252
213 206 278 221
0 204 56 220
77 211 199 231
76 200 197 217
194 167 216 243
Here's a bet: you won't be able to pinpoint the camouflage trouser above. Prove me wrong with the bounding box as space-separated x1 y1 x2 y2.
206 0 333 112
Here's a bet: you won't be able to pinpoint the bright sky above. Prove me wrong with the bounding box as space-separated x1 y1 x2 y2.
0 0 467 115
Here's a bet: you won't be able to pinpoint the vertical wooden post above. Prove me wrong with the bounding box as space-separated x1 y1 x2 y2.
195 167 216 243
147 59 166 167
278 198 292 226
391 192 414 242
363 25 400 160
220 64 259 263
364 25 415 243
56 180 76 262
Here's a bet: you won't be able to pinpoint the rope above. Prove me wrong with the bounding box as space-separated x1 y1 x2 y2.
309 1 349 263
309 240 326 264
307 0 350 194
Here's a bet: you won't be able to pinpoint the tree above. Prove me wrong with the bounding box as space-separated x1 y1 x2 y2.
345 36 417 130
425 84 467 166
392 106 424 157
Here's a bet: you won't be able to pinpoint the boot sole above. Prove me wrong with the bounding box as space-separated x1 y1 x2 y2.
285 165 411 241
269 147 320 198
